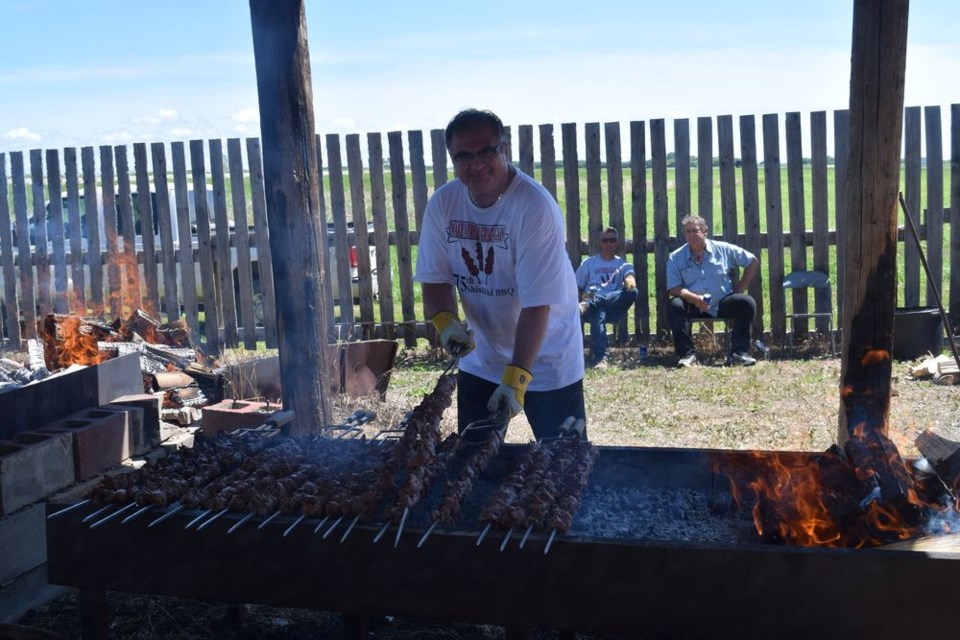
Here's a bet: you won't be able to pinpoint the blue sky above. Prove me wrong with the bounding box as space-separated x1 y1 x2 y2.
1 0 958 155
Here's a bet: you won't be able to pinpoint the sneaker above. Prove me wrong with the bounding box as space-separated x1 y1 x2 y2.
677 353 698 368
593 358 609 370
727 352 757 367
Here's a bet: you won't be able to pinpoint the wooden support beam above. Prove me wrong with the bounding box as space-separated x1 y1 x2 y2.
249 0 331 432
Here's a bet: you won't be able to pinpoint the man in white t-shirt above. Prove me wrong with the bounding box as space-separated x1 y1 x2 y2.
414 109 586 441
574 227 638 368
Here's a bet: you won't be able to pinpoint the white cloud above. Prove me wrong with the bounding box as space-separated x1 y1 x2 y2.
132 109 180 126
232 108 259 124
167 127 196 137
101 131 133 144
3 126 41 142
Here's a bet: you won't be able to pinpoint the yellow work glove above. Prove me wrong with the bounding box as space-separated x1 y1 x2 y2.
431 311 474 357
486 365 533 419
623 274 637 292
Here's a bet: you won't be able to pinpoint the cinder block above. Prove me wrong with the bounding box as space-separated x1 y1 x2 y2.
0 432 74 515
0 563 68 625
0 503 46 585
201 399 279 435
39 408 131 481
110 393 162 450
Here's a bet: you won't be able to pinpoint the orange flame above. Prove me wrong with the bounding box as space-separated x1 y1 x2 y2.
56 316 107 367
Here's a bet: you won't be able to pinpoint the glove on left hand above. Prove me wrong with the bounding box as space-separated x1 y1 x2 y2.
486 365 533 419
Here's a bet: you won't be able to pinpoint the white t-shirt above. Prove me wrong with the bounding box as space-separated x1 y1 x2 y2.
575 255 635 296
415 169 584 391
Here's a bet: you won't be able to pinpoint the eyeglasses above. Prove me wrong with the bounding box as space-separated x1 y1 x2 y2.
451 142 504 168
600 238 618 244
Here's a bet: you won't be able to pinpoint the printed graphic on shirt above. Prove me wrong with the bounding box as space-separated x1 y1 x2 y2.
447 219 514 295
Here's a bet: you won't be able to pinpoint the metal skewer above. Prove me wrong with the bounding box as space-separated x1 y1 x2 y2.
185 509 212 530
257 510 282 530
196 508 229 531
89 503 138 529
339 514 361 543
543 529 558 555
417 521 438 549
323 515 345 539
476 523 492 546
47 499 92 520
499 527 513 552
283 514 305 537
81 504 115 523
148 504 184 527
393 507 409 548
122 505 153 524
228 512 256 534
313 515 331 534
519 523 534 549
373 520 391 543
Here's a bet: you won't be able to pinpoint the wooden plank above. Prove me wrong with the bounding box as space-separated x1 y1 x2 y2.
114 145 141 314
903 107 922 307
650 119 669 335
833 109 850 326
739 115 764 339
0 154 22 345
45 149 69 314
585 122 603 249
388 131 416 348
326 134 354 328
99 146 121 319
367 132 395 340
208 139 239 347
762 114 786 341
81 147 103 314
189 140 220 351
673 118 690 228
717 115 738 244
134 143 160 317
697 117 713 229
605 122 627 344
785 112 808 335
538 124 557 201
314 134 336 342
518 124 534 177
227 138 257 349
11 153 35 337
149 142 179 322
246 137 278 348
30 149 51 317
924 106 944 306
63 148 85 313
810 111 831 334
408 130 428 233
430 129 448 190
168 142 197 333
630 121 649 339
346 133 375 333
952 103 960 321
561 123 581 268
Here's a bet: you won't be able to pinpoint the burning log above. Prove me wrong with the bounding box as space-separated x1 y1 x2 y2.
916 425 960 494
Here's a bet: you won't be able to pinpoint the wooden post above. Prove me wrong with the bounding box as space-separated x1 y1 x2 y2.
249 0 331 432
837 0 909 447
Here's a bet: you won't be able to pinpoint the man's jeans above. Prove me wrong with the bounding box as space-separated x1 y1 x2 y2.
581 288 639 361
666 293 756 356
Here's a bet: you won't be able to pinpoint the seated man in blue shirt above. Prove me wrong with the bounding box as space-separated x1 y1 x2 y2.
575 227 639 368
666 215 759 367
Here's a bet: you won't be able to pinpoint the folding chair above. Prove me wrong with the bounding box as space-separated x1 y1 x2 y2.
783 270 835 355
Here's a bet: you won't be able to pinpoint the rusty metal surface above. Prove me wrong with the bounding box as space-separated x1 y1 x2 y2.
45 446 960 636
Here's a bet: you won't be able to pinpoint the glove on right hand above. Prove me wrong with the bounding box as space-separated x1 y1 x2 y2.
431 311 475 357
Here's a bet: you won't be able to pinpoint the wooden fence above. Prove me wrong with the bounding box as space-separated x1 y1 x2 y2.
0 104 957 353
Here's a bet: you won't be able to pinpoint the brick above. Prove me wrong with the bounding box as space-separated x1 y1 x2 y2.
201 399 279 435
0 432 74 515
110 393 162 450
39 408 131 481
0 503 46 585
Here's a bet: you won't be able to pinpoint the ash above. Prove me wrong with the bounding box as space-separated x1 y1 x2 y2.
572 485 759 545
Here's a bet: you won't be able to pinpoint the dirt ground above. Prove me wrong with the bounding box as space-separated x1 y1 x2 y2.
13 342 960 639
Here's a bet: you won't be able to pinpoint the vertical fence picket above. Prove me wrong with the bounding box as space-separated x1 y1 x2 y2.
561 123 581 267
408 130 428 234
388 131 417 347
325 134 354 331
169 142 198 334
518 124 535 177
605 122 627 343
650 119 669 334
717 115 738 245
0 154 22 345
245 138 278 347
45 149 69 314
367 132 395 340
925 106 945 306
697 117 714 229
585 123 603 249
430 129 448 190
762 114 786 341
903 107 922 307
810 111 831 333
630 121 649 339
314 134 336 343
346 134 376 334
951 103 960 321
739 115 764 339
834 110 850 325
11 153 35 337
114 145 141 314
100 146 120 319
539 124 557 201
785 112 808 336
63 148 85 313
30 150 52 317
674 118 691 228
189 140 220 351
227 138 257 349
80 148 102 314
134 143 160 317
208 139 239 347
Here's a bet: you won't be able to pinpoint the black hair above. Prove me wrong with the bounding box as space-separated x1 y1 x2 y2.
444 109 505 148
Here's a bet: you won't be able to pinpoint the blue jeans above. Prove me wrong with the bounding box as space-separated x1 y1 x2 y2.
581 287 639 361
